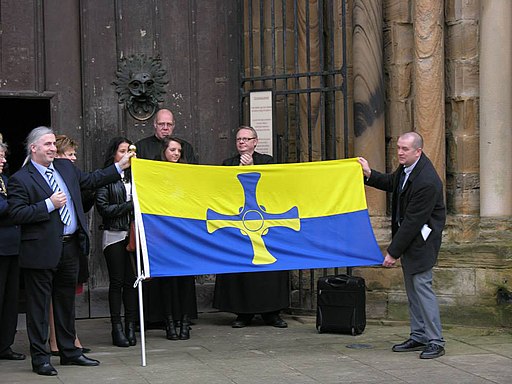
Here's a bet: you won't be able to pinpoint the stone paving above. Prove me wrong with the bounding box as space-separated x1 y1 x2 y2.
2 312 511 383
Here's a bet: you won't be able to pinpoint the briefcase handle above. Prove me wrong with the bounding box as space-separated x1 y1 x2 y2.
326 275 350 287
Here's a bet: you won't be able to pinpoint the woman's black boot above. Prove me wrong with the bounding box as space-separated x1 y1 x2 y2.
125 321 137 346
179 315 191 340
165 317 179 340
112 323 130 347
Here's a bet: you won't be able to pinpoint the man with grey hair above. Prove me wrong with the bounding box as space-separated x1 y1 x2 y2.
358 131 446 359
8 127 134 376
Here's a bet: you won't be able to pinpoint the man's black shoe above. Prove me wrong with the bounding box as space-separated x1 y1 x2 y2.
392 339 426 352
0 350 26 360
32 362 58 376
265 315 288 328
60 354 100 366
420 343 445 359
232 315 252 328
232 319 249 328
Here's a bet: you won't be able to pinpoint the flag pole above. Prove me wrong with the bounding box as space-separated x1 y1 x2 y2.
134 216 146 367
131 159 147 367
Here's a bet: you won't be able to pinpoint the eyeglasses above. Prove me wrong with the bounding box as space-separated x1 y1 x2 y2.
156 122 175 128
236 137 256 143
0 154 6 160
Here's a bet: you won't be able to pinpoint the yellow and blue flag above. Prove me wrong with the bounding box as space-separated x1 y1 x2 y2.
131 158 383 277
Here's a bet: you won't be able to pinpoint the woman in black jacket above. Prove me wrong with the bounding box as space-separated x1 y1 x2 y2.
95 137 138 347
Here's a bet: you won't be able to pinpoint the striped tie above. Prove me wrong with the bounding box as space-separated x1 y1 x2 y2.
45 168 71 226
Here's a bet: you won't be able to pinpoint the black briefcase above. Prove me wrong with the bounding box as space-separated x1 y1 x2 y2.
316 274 366 335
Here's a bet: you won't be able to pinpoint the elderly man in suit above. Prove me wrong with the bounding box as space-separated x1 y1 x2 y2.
358 131 446 359
8 127 134 376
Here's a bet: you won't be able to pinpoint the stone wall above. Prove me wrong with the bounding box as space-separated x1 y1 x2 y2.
355 217 512 327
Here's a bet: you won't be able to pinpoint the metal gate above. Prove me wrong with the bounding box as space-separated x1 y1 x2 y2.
239 0 350 312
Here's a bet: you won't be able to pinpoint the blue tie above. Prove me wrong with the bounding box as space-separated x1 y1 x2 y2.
45 168 71 226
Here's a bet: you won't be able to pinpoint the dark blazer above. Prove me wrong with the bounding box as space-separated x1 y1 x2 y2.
365 153 446 275
7 158 121 269
222 151 274 166
136 135 198 164
0 174 20 256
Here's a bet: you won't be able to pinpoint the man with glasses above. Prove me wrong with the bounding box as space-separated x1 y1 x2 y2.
135 108 197 328
135 108 197 163
213 126 289 329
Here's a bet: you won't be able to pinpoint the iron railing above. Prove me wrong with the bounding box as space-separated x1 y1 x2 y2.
239 0 349 312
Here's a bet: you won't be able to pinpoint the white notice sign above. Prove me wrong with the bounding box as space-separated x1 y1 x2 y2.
250 91 273 157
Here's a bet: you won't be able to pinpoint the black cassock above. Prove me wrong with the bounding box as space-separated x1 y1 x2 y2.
213 271 289 314
212 152 290 315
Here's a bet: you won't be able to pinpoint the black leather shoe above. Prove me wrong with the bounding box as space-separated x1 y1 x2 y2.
392 339 426 352
111 323 130 347
268 316 288 328
0 350 26 360
231 319 248 328
60 354 100 366
50 350 60 357
32 362 58 376
232 315 252 328
420 343 445 359
125 322 137 346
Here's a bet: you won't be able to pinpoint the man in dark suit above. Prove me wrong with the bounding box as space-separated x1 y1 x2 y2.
135 108 198 327
135 108 197 163
8 127 134 376
0 141 25 362
358 131 446 359
213 126 289 329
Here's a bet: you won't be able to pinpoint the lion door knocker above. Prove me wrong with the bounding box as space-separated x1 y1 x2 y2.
114 54 168 121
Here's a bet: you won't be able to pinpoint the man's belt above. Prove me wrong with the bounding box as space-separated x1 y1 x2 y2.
61 232 78 242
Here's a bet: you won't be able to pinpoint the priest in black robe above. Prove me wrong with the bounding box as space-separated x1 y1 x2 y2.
213 126 289 328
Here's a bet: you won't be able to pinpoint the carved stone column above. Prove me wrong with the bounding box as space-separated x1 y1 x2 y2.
353 0 386 214
297 0 322 161
413 0 445 183
445 0 480 217
480 0 512 216
384 0 414 165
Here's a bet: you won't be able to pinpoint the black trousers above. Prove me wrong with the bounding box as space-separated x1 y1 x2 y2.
103 238 138 323
23 237 82 367
0 255 20 355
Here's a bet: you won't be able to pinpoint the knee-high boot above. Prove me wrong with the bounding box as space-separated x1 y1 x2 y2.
179 315 191 340
125 321 137 346
165 316 179 340
112 323 130 347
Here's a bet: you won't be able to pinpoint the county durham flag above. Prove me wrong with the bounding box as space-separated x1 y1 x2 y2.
131 158 383 277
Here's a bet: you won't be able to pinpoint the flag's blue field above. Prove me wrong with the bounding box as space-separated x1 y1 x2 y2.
131 158 383 277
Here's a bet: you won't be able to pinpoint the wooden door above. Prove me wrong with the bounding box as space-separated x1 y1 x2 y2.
0 0 241 317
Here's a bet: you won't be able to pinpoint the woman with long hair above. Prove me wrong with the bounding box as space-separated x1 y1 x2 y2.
159 136 198 340
95 137 138 347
